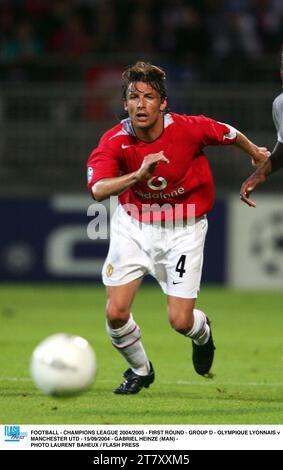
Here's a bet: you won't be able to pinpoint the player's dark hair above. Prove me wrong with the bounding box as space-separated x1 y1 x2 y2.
121 61 168 102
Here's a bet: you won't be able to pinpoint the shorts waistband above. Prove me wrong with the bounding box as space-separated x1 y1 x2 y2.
119 205 206 228
130 214 206 228
147 214 206 226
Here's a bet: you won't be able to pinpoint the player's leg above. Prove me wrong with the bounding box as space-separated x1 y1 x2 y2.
102 205 154 393
167 295 215 375
106 277 148 371
167 296 207 341
106 278 154 394
163 216 215 375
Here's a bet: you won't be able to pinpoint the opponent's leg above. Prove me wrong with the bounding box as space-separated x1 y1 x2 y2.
167 296 215 376
106 278 154 394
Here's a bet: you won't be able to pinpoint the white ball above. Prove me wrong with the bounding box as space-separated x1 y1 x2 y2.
30 333 96 396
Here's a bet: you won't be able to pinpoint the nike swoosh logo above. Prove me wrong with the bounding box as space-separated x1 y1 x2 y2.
121 144 133 149
173 281 183 285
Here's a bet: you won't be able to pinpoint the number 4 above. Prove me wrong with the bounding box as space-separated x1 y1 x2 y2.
175 254 186 278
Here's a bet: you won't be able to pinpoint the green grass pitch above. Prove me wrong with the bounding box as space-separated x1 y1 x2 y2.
0 284 283 424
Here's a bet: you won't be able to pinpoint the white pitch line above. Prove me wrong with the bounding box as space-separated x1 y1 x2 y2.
96 378 283 387
1 377 283 387
169 380 283 387
0 377 31 382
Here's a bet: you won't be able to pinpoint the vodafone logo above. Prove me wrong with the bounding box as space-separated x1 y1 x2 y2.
147 176 167 190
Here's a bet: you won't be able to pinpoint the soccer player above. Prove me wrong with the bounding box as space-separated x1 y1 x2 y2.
86 62 269 394
240 46 283 207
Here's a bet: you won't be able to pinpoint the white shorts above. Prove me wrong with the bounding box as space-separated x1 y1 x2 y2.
102 205 208 299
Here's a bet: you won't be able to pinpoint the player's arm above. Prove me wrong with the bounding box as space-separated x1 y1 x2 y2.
91 151 169 202
200 118 269 165
240 141 283 207
269 141 283 172
234 130 270 167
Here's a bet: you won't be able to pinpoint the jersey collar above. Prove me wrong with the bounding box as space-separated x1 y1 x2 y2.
120 113 174 137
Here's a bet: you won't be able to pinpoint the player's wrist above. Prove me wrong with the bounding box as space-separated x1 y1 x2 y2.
250 144 260 160
132 170 142 183
257 159 272 177
253 168 268 184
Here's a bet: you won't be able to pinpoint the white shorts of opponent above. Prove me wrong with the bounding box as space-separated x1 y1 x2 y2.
102 204 208 299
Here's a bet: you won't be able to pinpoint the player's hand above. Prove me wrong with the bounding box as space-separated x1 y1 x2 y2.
239 172 267 208
251 147 270 167
136 151 170 180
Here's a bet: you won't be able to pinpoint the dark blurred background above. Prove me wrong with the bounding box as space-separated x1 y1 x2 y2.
0 0 282 286
0 0 282 194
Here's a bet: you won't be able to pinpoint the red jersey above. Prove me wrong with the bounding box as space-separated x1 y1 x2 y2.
86 112 236 220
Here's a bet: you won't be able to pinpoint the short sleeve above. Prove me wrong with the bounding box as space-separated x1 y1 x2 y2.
197 116 237 146
272 95 283 144
86 140 120 193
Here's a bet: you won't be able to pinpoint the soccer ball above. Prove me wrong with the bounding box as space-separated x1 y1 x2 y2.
30 333 96 396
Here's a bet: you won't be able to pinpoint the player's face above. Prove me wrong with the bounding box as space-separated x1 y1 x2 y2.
124 82 167 132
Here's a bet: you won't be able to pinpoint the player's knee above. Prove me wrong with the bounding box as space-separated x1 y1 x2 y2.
106 300 130 328
169 314 194 335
